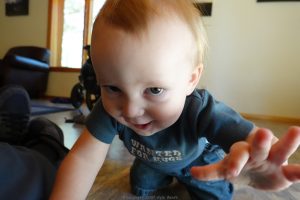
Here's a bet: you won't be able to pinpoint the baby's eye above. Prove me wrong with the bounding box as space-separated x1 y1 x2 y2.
103 86 121 93
146 87 164 95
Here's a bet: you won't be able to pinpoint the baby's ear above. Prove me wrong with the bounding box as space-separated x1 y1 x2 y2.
186 64 203 95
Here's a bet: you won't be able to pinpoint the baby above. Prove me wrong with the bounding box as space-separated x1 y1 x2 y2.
50 0 300 199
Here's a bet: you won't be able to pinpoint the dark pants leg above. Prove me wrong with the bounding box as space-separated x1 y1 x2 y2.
25 135 68 167
0 142 56 200
24 117 69 167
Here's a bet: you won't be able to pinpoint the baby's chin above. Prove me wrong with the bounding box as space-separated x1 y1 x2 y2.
134 131 157 137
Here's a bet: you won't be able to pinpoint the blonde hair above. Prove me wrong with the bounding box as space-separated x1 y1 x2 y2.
93 0 208 65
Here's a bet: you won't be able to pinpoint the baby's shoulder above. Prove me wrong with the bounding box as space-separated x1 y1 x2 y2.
186 89 214 106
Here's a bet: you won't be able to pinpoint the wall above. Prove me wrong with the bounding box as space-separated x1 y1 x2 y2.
0 0 48 56
200 0 300 118
46 71 78 97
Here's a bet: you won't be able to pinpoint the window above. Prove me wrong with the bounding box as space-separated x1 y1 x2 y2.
48 0 105 68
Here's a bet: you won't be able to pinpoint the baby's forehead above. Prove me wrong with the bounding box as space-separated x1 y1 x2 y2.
93 18 196 58
94 13 195 47
91 26 197 84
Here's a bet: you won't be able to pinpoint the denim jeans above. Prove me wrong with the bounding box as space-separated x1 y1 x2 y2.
130 144 233 200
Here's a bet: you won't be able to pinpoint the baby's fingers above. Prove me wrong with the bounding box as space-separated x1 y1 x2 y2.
224 142 250 180
269 127 300 165
282 164 300 182
250 128 273 162
190 162 224 181
191 142 249 181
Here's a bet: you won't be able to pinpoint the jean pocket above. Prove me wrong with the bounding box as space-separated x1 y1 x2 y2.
202 144 225 164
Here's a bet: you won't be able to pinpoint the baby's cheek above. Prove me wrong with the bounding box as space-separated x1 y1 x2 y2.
102 102 119 118
152 106 182 124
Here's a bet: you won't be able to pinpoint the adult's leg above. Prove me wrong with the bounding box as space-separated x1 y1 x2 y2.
0 142 56 200
0 85 68 166
0 86 68 199
130 158 173 196
24 117 69 167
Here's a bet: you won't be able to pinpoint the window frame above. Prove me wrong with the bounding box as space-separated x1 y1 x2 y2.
47 0 95 70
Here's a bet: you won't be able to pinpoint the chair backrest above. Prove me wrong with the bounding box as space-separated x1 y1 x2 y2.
1 46 51 98
5 46 50 64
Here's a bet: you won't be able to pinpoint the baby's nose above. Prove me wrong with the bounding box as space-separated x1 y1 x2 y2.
122 99 144 119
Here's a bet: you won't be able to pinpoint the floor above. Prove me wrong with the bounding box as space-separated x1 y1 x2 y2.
39 104 300 200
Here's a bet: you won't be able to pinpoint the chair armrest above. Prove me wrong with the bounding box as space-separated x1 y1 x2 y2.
4 54 49 72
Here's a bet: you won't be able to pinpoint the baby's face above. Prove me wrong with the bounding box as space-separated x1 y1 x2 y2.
91 16 201 136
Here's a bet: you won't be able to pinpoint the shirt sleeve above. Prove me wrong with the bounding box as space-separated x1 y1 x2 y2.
189 90 254 152
85 100 118 144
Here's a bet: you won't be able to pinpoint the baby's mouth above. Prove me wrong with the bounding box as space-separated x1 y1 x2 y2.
132 121 152 130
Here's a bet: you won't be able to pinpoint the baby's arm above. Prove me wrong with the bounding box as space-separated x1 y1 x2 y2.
50 128 110 200
191 126 300 191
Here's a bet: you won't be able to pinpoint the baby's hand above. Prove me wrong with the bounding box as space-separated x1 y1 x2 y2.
190 127 300 191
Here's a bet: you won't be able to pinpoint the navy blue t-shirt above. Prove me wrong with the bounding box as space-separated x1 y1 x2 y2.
86 89 254 172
